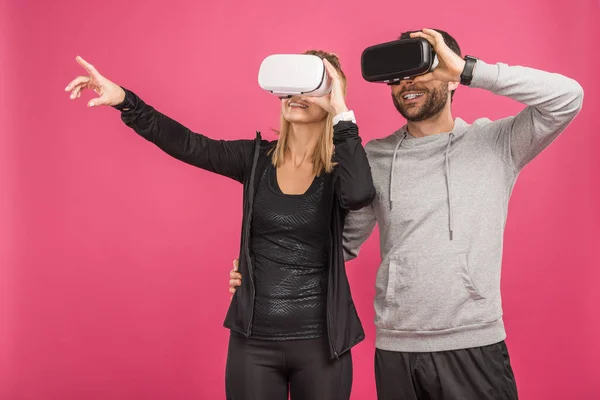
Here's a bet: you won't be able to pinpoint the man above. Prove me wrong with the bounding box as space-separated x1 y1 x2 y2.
228 28 584 399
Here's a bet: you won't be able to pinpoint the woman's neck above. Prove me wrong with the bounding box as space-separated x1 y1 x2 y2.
286 121 324 167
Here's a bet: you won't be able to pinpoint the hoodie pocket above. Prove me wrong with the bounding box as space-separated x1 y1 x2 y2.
377 253 488 332
381 256 413 307
458 253 485 301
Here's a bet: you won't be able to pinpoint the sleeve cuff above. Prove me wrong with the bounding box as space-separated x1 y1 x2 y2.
333 110 356 126
113 87 137 111
469 60 500 91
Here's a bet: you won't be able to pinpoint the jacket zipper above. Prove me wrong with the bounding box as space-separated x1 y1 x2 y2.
327 174 338 359
245 132 262 337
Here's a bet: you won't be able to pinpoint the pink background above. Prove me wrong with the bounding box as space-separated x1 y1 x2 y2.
2 0 599 398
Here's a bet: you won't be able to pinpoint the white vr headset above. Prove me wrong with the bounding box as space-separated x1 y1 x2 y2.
258 54 332 98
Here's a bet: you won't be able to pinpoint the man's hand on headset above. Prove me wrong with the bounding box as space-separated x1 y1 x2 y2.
229 259 242 299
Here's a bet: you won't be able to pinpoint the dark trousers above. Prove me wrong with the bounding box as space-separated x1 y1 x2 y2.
225 331 352 400
375 341 518 400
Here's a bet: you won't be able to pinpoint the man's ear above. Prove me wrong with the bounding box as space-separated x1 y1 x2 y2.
448 81 459 92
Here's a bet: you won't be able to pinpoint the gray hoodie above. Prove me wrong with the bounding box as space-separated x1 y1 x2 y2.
343 59 584 352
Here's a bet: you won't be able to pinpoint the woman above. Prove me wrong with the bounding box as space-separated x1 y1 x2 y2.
65 50 375 399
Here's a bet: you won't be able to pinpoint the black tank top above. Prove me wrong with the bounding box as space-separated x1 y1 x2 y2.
250 163 330 340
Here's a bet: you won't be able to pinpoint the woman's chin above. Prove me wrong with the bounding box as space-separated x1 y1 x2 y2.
284 113 328 125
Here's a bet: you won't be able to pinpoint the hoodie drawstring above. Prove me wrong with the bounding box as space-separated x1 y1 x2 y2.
389 131 455 241
445 133 455 241
389 132 407 209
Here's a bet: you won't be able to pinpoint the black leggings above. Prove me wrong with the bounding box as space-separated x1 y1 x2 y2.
225 331 352 400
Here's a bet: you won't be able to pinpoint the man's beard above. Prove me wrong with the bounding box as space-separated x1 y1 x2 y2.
392 82 449 122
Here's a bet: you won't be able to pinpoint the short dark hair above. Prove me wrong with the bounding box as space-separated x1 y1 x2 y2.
400 29 461 101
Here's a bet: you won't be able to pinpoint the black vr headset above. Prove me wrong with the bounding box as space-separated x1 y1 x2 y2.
361 33 439 85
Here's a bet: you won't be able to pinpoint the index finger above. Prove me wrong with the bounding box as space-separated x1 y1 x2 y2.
410 31 436 47
422 29 444 43
76 56 101 79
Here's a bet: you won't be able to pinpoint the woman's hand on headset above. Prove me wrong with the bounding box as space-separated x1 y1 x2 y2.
409 29 466 84
299 59 349 117
65 56 126 108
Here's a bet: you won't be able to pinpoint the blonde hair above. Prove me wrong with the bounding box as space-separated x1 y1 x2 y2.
270 50 347 176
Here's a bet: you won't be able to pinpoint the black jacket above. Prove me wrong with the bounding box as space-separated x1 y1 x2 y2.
116 89 376 359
